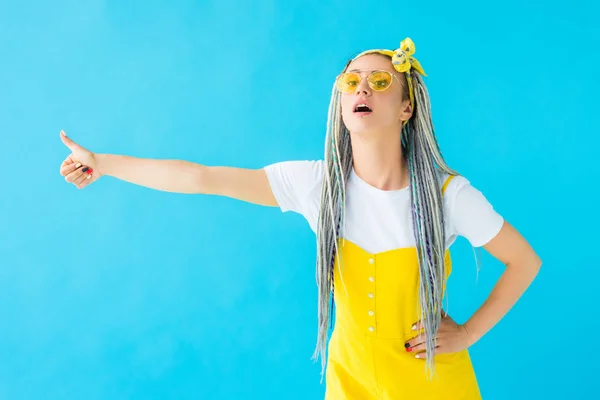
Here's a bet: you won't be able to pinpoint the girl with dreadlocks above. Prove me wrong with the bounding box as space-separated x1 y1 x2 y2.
59 37 541 399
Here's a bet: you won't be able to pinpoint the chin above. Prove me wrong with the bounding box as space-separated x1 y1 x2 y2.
345 120 385 136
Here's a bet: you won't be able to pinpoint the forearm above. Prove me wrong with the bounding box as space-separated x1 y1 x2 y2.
464 258 541 346
96 154 206 194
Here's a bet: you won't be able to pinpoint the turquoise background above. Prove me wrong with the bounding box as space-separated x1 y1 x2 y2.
1 0 598 398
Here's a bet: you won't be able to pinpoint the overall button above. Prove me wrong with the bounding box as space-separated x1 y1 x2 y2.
368 326 375 332
368 293 374 299
368 276 374 282
368 258 375 264
368 310 374 316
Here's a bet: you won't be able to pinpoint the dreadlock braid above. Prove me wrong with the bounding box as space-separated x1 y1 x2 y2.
406 70 459 379
311 79 353 383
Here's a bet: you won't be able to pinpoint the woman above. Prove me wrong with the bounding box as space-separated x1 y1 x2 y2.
59 38 542 399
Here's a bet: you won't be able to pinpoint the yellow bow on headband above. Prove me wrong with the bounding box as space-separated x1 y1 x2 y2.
391 38 426 76
352 37 426 112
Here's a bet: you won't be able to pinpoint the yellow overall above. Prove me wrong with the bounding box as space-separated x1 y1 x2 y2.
324 177 482 400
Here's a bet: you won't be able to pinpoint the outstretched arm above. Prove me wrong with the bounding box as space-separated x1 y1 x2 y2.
59 130 279 207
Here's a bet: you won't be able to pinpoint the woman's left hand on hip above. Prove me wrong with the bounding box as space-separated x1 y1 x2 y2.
404 310 471 358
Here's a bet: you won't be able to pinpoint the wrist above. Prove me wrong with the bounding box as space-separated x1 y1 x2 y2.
95 153 111 176
462 322 479 347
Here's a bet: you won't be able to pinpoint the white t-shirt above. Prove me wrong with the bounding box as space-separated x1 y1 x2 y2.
264 160 504 254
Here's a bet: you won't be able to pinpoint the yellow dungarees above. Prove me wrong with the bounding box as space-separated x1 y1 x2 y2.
324 176 482 400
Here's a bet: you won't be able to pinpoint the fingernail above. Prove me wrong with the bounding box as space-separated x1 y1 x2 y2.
60 130 66 136
404 343 410 348
86 175 91 180
86 168 93 175
406 347 412 352
415 354 420 359
75 163 82 168
82 167 89 173
411 324 417 331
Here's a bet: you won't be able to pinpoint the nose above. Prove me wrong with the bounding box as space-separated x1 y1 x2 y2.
355 74 372 96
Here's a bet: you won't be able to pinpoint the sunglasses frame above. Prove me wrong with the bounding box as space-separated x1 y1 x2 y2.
335 69 404 94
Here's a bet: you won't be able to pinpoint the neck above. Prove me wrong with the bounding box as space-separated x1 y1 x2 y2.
350 126 408 191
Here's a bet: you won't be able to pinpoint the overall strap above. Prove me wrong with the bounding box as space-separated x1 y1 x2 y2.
441 175 456 196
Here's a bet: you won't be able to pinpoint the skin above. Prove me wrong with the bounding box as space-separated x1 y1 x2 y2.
340 54 412 191
59 54 542 360
59 131 100 188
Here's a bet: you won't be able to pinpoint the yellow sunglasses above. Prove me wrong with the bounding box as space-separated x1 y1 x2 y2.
335 70 403 93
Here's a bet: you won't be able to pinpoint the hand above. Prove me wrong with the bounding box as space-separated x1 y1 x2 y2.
59 130 101 189
404 309 472 359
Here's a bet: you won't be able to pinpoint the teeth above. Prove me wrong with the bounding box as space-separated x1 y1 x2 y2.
354 103 372 112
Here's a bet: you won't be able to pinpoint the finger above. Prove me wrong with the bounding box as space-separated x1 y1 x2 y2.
65 166 84 183
73 169 91 186
411 308 447 331
76 174 93 189
414 347 440 359
74 172 92 188
411 321 421 331
406 332 447 352
407 340 428 353
65 166 88 183
415 346 440 360
404 334 426 352
60 130 82 152
60 154 74 168
76 167 95 187
60 161 82 176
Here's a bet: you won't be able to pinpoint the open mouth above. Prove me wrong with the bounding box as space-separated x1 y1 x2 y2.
354 104 373 113
354 104 373 117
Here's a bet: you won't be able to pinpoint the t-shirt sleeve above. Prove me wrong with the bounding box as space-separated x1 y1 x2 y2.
445 175 504 247
263 160 324 220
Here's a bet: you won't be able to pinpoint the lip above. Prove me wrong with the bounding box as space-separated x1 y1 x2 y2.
353 98 373 113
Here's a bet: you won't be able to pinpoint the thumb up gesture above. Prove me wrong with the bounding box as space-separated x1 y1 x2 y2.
59 130 101 189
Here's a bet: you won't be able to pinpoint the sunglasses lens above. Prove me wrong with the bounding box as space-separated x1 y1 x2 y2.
336 72 360 93
368 71 393 91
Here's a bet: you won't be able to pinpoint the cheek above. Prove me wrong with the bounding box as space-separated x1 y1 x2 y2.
340 96 353 118
379 95 403 118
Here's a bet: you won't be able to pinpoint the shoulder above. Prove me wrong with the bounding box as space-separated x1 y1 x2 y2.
264 159 325 187
264 159 324 175
435 169 470 197
263 159 325 214
437 170 504 246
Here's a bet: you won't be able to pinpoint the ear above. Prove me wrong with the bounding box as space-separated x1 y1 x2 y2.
399 101 413 124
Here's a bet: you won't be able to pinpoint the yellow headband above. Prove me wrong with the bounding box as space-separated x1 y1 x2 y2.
352 37 426 110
